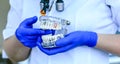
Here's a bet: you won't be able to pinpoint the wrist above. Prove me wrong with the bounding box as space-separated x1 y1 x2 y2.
86 32 98 47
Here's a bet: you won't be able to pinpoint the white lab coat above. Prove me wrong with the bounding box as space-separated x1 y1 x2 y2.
3 0 120 64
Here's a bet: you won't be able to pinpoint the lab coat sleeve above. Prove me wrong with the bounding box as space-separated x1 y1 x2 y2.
106 0 120 32
2 0 23 58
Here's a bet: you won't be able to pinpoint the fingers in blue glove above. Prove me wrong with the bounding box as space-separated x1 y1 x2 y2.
15 16 53 48
55 35 72 47
56 31 98 47
37 42 75 55
20 16 38 27
23 40 38 48
17 28 46 35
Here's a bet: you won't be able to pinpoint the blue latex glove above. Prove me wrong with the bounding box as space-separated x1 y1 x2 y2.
37 31 98 55
15 16 51 48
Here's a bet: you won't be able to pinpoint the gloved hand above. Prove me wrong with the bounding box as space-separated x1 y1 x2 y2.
15 16 51 48
37 31 98 55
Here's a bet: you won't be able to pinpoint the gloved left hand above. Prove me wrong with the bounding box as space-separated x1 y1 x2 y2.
37 31 98 55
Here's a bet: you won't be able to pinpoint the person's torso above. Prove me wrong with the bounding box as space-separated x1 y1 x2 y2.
21 0 117 64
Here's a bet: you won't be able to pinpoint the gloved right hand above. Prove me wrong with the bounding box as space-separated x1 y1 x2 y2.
15 16 51 48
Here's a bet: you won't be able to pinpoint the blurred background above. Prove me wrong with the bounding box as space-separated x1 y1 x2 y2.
0 0 120 64
0 0 11 64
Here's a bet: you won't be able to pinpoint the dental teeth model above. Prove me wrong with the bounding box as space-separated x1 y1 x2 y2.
39 20 62 30
39 16 70 30
41 34 64 48
39 16 70 48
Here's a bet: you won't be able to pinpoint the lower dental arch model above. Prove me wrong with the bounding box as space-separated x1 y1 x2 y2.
39 16 70 48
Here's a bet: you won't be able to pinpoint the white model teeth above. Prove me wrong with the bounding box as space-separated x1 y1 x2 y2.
42 34 64 43
39 21 62 30
39 16 71 30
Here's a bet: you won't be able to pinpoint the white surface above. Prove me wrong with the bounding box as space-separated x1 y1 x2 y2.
18 59 29 64
18 56 120 64
109 56 120 64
